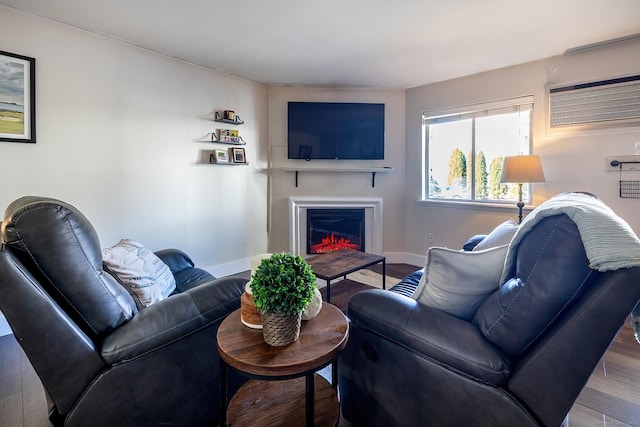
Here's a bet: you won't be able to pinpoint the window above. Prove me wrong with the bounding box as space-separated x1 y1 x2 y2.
423 96 534 204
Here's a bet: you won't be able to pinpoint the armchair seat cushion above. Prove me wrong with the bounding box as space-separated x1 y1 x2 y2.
347 290 512 385
101 276 243 363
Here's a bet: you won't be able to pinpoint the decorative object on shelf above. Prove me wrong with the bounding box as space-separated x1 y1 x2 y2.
212 148 229 164
250 253 317 346
196 132 246 145
0 50 36 143
231 147 246 163
223 110 235 121
217 128 240 144
240 254 272 329
500 155 546 224
215 111 244 125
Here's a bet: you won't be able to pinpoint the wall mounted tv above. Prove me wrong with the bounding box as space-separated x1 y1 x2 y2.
287 102 385 160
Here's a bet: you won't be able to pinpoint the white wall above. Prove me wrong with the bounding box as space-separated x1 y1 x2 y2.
0 7 269 270
404 39 640 260
266 87 406 260
3 7 639 339
0 7 270 334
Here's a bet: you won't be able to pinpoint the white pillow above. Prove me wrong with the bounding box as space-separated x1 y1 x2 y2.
413 245 508 320
472 219 518 251
102 239 176 307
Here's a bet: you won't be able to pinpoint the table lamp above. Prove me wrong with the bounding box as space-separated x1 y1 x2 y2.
500 155 546 224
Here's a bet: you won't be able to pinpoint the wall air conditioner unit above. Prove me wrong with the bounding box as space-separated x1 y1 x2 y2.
549 74 640 128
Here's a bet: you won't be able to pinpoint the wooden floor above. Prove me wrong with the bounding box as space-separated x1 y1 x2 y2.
1 263 639 426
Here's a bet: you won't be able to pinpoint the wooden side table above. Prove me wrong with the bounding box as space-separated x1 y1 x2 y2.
217 302 349 426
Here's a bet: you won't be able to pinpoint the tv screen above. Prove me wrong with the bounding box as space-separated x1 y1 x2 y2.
287 102 385 160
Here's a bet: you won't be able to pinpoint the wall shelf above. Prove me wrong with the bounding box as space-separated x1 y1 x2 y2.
209 153 249 165
607 156 640 199
199 110 249 165
196 133 247 145
213 111 244 125
280 166 395 187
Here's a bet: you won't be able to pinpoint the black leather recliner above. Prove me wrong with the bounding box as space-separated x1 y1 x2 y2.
0 196 246 426
339 213 640 426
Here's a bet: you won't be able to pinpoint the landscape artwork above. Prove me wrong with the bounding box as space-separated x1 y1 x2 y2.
0 50 36 143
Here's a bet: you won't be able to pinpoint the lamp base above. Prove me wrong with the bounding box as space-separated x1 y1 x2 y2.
516 201 525 224
516 183 525 224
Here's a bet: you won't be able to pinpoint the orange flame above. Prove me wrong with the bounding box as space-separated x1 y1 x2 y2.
310 232 360 253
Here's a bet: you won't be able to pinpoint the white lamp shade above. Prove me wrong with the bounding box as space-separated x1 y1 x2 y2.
500 155 546 184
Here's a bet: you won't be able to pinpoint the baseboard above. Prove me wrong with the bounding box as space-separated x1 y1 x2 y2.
384 251 424 267
204 257 251 279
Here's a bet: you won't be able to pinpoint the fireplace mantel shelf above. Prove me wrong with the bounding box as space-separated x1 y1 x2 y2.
280 166 395 187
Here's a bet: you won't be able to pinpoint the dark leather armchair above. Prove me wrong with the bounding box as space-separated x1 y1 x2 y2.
339 213 640 426
0 197 246 426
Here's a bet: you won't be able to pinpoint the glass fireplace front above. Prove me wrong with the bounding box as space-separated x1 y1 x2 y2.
306 208 365 254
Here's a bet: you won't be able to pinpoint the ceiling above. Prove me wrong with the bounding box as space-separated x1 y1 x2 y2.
2 0 640 89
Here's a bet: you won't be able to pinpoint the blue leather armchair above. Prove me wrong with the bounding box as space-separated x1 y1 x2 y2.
339 213 640 426
0 197 246 426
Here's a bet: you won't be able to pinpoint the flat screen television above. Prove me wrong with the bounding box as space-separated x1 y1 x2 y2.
287 102 385 160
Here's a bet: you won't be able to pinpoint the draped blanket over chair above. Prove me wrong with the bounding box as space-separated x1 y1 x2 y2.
0 197 246 426
339 194 640 427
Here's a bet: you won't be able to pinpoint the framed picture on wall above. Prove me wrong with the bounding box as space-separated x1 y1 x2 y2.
213 148 229 163
231 147 246 163
0 50 36 143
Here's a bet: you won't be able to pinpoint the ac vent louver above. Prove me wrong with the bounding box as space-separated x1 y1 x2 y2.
549 75 640 127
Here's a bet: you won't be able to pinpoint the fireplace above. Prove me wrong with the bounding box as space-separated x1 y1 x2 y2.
289 197 383 256
307 209 365 254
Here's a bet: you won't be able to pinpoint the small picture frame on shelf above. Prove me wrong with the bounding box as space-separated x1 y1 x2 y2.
213 148 229 163
231 147 246 163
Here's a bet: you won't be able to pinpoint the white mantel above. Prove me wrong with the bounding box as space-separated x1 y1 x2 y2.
289 197 383 256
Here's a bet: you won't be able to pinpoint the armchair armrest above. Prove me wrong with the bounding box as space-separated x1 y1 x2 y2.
101 276 245 364
155 248 196 275
463 234 487 251
155 248 218 291
347 289 511 385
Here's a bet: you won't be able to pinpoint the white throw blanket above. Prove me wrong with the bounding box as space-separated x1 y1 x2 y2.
499 192 640 341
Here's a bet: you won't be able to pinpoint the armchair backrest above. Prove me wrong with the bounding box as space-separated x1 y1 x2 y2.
0 248 106 416
1 196 137 340
474 214 596 356
508 266 640 426
474 213 640 426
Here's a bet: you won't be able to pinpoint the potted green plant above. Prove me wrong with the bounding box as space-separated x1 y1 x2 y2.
251 252 317 346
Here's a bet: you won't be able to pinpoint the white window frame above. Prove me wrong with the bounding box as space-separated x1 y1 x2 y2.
422 96 535 205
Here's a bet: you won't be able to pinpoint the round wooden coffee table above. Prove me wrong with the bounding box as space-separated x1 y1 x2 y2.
217 302 348 427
